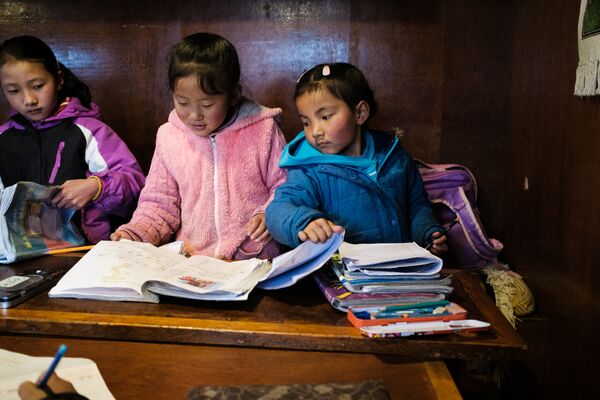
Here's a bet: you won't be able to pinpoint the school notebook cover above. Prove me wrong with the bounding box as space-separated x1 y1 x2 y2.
0 181 85 264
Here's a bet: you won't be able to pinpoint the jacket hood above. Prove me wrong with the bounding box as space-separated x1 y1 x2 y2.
279 129 382 169
9 97 101 130
168 98 281 139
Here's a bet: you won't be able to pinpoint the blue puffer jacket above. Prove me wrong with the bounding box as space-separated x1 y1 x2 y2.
266 129 442 248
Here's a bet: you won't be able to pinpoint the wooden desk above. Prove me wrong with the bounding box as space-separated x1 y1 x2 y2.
0 335 460 400
0 254 525 399
0 255 525 360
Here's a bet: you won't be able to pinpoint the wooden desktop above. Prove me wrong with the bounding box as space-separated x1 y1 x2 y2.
0 254 526 399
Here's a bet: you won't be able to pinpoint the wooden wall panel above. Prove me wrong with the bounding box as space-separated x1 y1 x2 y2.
506 0 600 398
441 1 514 238
0 1 505 177
349 0 445 163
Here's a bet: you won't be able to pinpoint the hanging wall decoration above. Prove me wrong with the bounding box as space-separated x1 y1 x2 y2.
575 0 600 96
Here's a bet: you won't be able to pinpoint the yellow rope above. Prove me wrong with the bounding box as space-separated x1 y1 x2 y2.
483 264 535 327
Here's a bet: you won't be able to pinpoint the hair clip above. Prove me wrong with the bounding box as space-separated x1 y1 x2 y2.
296 69 308 84
322 65 331 77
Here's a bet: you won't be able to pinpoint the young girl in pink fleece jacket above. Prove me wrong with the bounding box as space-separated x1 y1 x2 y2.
111 32 287 260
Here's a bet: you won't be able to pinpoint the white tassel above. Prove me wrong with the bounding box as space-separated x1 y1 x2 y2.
574 61 600 96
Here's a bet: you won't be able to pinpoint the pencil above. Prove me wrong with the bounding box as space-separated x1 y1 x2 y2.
47 245 95 255
37 344 67 389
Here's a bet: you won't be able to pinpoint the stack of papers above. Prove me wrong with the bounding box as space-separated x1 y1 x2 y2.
313 241 453 312
313 265 447 312
334 242 453 294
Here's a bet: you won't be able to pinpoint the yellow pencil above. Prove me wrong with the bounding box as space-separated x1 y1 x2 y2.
47 245 95 255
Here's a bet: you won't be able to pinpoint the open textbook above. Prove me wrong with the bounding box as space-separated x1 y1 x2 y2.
0 348 114 400
0 181 85 264
49 232 344 302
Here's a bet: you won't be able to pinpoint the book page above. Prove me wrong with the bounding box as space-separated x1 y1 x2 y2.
49 240 184 300
339 241 442 273
0 348 115 400
258 231 344 290
148 256 268 295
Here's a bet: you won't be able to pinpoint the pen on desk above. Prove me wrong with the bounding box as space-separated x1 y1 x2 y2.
381 300 449 312
37 344 67 389
47 245 95 255
425 219 459 250
372 310 451 319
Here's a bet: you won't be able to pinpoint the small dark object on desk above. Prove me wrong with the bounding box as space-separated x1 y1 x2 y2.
0 268 65 308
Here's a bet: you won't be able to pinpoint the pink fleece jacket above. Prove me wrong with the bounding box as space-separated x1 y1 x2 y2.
116 100 287 260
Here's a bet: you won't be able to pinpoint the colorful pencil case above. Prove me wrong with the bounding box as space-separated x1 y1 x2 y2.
347 301 468 328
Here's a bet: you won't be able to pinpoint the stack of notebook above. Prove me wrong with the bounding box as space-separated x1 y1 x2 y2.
314 241 453 312
313 241 492 337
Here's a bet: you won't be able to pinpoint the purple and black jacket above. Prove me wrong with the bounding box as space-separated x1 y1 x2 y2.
0 97 145 243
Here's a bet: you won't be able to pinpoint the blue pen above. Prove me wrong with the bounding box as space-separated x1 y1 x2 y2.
37 344 67 389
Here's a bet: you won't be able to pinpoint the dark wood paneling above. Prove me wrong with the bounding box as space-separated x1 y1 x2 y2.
441 1 515 238
506 0 600 399
0 0 512 240
1 1 507 176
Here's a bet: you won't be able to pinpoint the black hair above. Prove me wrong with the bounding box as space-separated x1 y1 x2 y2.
0 35 92 108
295 62 378 120
168 32 240 95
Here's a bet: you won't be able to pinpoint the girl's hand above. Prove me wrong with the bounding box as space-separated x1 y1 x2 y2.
18 372 77 400
299 218 343 243
51 178 99 209
181 240 194 257
110 230 134 241
246 213 272 244
428 231 448 256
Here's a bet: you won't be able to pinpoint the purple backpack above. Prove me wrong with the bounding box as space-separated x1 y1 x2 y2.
417 161 503 269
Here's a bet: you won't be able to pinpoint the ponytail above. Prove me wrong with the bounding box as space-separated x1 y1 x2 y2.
58 63 92 109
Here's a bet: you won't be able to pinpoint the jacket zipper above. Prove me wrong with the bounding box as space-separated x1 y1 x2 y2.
210 135 221 257
48 141 65 184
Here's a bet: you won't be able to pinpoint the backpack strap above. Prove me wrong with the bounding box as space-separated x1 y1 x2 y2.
431 187 503 261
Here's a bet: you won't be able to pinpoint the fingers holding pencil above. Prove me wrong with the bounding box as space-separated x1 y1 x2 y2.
18 372 77 400
36 344 67 389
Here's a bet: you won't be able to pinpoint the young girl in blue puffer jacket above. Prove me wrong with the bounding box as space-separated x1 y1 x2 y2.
266 62 448 256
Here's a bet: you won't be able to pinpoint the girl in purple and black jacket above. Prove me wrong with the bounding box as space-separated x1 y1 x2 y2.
0 36 145 243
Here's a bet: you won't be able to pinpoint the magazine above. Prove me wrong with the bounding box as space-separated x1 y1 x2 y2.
0 181 85 264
